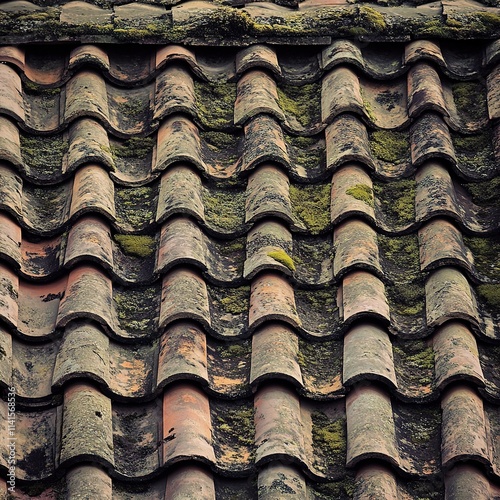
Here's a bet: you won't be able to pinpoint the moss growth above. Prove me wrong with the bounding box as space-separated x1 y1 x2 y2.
201 131 237 151
285 134 324 172
217 339 251 359
477 284 500 311
218 238 245 256
374 179 416 225
463 176 500 208
202 188 245 231
21 135 68 176
452 81 488 122
378 234 420 274
217 286 250 315
393 340 434 387
267 249 296 272
370 130 410 164
464 236 500 278
114 234 156 258
111 137 155 159
277 83 321 127
311 411 346 469
24 80 61 96
312 476 356 500
116 98 144 118
387 280 425 316
453 132 496 176
114 286 158 333
357 5 387 31
194 81 236 129
289 183 330 234
115 186 156 227
215 402 255 447
346 183 374 207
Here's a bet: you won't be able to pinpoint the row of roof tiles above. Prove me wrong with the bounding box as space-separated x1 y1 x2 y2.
1 40 499 498
0 59 498 136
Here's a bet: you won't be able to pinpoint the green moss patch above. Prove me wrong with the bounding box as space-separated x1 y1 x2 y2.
194 81 236 129
217 340 251 360
464 236 500 279
346 183 374 207
202 187 245 231
378 234 420 277
370 130 410 164
277 83 321 127
114 286 158 334
477 284 500 312
393 339 434 389
114 234 156 258
452 81 488 123
111 137 155 159
285 134 324 173
290 183 330 234
311 476 355 500
386 279 425 316
453 132 496 177
374 179 416 225
463 176 500 208
311 411 346 470
295 287 338 332
212 285 250 315
115 185 156 227
116 97 144 118
21 135 68 177
267 249 296 272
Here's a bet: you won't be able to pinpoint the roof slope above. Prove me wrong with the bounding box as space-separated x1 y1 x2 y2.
0 29 500 500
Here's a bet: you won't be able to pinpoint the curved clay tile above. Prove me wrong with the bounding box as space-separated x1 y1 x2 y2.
156 216 207 274
346 385 399 468
162 383 215 466
487 64 500 121
441 385 490 470
330 164 376 226
321 40 366 75
0 64 24 123
52 322 110 391
405 40 445 70
159 268 211 331
341 271 389 324
70 165 116 221
244 220 294 280
411 113 456 167
333 219 381 279
69 45 110 76
236 45 281 79
250 323 302 388
425 267 479 329
153 66 197 122
326 115 374 172
408 63 448 119
249 272 300 331
67 118 115 174
433 321 484 391
164 465 216 500
0 45 25 71
157 322 209 390
66 465 113 499
155 115 205 174
418 218 472 273
343 323 397 390
321 67 365 123
242 115 290 173
234 70 284 127
245 165 293 224
0 116 22 169
156 46 205 80
257 462 307 499
156 165 204 223
0 212 21 269
445 463 500 500
60 382 114 467
0 263 18 330
254 384 308 470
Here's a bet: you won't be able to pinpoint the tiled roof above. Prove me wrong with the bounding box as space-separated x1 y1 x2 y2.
0 28 500 500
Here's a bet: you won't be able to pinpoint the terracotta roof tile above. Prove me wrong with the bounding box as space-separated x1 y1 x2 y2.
1 33 500 498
